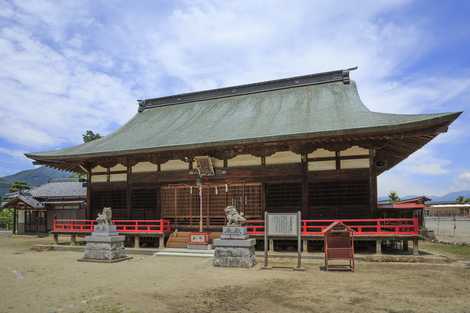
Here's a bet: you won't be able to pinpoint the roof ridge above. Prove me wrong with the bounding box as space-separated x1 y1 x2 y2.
138 67 358 111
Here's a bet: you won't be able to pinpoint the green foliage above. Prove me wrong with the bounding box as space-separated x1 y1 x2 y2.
9 181 30 193
0 208 14 230
456 196 465 203
82 130 102 143
68 172 85 180
388 191 400 203
421 241 470 260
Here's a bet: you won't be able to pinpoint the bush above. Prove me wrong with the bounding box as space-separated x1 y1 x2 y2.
0 208 14 230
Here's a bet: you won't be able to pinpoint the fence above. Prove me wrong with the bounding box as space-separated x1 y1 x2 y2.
424 216 470 243
0 217 12 231
53 219 172 234
245 217 419 236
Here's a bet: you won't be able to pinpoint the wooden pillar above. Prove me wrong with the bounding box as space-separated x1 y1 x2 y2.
13 208 17 234
301 154 309 216
207 186 210 228
126 159 132 219
159 235 165 249
261 182 266 214
269 239 274 251
44 211 48 233
86 167 92 220
403 240 409 252
302 239 308 253
189 186 193 226
134 235 140 248
369 148 377 216
375 239 382 254
412 238 419 255
335 151 341 171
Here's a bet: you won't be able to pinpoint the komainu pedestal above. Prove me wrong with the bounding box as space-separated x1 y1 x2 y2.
79 208 130 263
213 226 256 268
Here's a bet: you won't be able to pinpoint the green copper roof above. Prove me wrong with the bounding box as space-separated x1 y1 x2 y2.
27 73 460 161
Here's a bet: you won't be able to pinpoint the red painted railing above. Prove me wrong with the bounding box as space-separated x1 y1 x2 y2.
245 219 265 235
53 219 95 233
53 219 172 234
301 218 419 236
245 217 419 236
113 220 172 233
53 217 418 237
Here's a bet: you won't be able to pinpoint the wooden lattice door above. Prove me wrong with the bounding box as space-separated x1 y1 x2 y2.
227 183 263 219
243 183 263 219
207 186 226 226
161 183 263 229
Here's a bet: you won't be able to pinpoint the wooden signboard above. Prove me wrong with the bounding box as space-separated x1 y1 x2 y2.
263 211 303 270
189 232 209 245
267 213 298 237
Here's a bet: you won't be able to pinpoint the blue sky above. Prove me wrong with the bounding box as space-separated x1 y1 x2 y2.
0 0 469 197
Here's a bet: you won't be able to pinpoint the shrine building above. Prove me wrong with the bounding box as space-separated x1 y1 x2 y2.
25 68 461 251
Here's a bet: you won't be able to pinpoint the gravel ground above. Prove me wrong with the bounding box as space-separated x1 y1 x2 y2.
1 235 470 313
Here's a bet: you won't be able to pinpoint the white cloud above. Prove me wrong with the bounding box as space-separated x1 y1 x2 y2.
0 0 468 188
452 171 470 191
0 7 137 149
0 147 26 159
378 147 454 196
400 148 451 175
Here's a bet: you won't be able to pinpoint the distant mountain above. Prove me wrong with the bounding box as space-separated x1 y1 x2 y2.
429 191 470 202
379 191 470 203
0 179 9 198
0 167 71 197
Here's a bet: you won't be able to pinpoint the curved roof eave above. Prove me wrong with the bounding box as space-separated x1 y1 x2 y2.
26 111 461 162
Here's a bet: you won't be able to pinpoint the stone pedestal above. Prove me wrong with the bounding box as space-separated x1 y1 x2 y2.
213 226 256 268
79 224 130 263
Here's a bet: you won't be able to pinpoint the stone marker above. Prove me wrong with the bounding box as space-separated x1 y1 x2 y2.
213 206 256 268
79 207 131 263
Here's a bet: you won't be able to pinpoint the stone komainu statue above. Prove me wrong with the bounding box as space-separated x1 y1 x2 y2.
224 205 246 226
96 207 113 225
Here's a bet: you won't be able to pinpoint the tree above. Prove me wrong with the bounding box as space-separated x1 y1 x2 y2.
0 208 14 230
456 196 466 204
9 181 30 193
68 171 85 181
388 191 400 203
82 130 102 143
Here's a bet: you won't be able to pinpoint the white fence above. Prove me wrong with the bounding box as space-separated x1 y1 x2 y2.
424 217 470 243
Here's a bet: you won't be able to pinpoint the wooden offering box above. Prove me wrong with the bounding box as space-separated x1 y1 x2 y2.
323 221 355 271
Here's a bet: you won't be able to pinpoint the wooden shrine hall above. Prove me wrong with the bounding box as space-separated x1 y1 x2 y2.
26 68 461 251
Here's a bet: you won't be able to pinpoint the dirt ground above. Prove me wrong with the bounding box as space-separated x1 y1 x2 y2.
1 235 470 313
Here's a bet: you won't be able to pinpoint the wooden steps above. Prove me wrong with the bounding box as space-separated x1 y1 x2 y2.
209 232 221 242
166 231 191 248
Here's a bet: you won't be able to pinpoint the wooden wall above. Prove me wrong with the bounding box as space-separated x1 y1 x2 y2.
87 146 377 222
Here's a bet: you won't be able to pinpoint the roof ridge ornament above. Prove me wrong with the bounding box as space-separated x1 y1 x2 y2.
138 67 358 111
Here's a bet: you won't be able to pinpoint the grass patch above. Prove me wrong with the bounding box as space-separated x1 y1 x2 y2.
421 241 470 260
